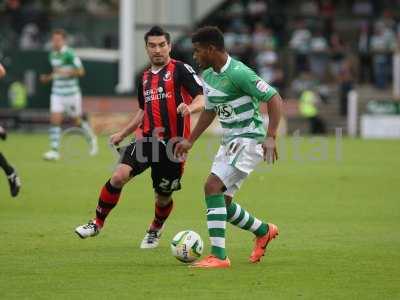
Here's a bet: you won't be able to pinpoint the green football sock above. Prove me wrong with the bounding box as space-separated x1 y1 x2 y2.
227 202 268 237
205 194 227 260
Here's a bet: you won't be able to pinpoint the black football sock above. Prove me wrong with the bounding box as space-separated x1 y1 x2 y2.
0 153 14 176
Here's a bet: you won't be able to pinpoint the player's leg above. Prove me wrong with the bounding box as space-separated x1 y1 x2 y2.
75 140 150 238
43 94 63 161
191 173 231 268
225 193 278 262
75 163 132 238
140 141 180 248
71 94 98 156
225 194 269 238
140 192 173 249
223 140 278 263
0 152 21 197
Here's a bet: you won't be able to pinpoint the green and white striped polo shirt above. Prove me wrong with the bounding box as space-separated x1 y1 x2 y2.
49 46 83 96
202 56 277 145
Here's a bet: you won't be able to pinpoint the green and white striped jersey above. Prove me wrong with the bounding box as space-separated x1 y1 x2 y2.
49 46 83 96
202 56 277 144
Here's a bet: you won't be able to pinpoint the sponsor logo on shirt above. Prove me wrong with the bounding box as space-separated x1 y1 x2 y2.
256 80 269 92
144 86 172 102
216 104 235 120
163 71 171 81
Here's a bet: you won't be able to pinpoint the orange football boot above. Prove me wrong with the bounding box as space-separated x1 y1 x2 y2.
190 255 231 268
249 223 279 263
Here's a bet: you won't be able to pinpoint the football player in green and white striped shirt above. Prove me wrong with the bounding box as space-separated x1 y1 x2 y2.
40 29 97 161
175 26 282 268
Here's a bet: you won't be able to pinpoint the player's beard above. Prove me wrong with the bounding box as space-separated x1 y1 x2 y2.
151 56 167 66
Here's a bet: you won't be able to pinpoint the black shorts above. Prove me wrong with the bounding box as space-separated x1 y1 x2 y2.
120 138 184 196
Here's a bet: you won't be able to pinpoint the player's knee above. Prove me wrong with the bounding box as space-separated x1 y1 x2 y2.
155 194 172 207
204 176 224 195
110 170 129 188
224 195 233 206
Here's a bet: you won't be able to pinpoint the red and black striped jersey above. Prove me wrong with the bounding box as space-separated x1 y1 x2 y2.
137 59 203 140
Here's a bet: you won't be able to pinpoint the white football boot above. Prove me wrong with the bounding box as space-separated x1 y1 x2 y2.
43 150 60 161
140 225 164 249
75 220 100 239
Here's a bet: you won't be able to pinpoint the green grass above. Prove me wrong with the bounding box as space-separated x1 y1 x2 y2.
0 134 399 299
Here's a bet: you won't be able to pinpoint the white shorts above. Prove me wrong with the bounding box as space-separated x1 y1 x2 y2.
211 138 264 197
50 93 82 117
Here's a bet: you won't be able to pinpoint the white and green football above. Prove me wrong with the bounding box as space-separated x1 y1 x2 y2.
170 230 203 263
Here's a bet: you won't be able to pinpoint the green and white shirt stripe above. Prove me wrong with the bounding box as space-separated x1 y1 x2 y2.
49 46 83 96
202 56 277 144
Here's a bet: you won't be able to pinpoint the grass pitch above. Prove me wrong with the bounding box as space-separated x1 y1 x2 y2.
0 133 399 299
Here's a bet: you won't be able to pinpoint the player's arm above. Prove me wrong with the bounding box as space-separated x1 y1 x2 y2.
0 63 6 78
40 54 55 84
110 109 144 145
56 53 85 78
176 62 205 116
174 109 216 157
110 79 145 145
231 67 282 163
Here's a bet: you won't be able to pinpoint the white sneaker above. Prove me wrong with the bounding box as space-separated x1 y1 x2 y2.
43 150 60 161
75 220 100 239
89 136 98 156
140 226 164 249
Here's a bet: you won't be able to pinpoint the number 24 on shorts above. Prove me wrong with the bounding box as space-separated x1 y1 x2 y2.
159 178 180 192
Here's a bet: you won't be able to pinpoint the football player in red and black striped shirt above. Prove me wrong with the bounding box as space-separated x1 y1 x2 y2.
75 27 205 248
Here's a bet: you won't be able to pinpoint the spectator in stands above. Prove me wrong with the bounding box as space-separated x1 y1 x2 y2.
289 19 311 75
252 23 277 52
246 0 268 22
339 57 355 116
358 21 372 83
299 89 326 134
300 0 319 16
309 29 329 80
370 21 396 89
352 0 373 17
256 45 278 84
330 32 346 81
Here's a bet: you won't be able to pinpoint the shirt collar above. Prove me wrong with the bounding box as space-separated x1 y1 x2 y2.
58 45 67 53
214 55 231 74
220 55 231 73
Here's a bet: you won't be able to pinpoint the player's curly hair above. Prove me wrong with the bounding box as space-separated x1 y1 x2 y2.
192 26 225 50
144 26 171 44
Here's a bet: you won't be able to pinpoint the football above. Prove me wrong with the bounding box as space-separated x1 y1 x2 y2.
170 230 203 263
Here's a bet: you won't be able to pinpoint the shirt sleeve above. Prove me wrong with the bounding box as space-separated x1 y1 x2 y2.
176 62 203 98
68 51 83 69
137 76 145 110
230 65 277 102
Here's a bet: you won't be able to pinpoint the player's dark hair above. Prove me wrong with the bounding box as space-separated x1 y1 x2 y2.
144 26 171 44
52 28 67 38
192 26 225 50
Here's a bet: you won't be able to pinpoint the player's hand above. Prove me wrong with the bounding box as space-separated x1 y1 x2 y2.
39 74 52 83
262 136 278 164
110 132 125 146
177 103 191 116
54 68 73 77
174 139 192 159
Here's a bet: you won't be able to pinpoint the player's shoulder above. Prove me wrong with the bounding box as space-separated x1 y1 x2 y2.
65 47 77 56
227 58 255 77
172 59 197 74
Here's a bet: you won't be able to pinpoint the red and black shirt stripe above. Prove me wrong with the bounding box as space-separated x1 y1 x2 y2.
137 59 203 140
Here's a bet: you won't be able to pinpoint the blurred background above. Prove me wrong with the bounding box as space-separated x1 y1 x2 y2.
1 0 400 138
